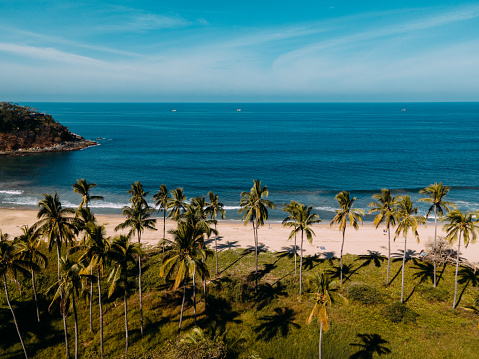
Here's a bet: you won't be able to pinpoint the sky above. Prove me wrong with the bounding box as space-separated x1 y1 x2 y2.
1 0 479 102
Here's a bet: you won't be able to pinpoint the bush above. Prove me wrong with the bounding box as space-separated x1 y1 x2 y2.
382 302 419 324
344 282 384 305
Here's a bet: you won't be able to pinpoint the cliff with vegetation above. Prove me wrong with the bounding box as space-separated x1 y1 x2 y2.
0 102 96 155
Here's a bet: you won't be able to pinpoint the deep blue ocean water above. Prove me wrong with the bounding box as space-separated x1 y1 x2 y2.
1 102 479 221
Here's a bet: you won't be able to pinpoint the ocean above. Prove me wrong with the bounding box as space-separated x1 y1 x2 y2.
1 102 479 222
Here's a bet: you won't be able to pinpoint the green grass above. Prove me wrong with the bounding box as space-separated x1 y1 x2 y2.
1 245 479 358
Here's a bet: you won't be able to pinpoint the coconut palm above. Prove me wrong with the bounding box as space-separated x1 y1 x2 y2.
108 235 141 355
161 220 210 332
153 184 170 256
283 203 321 296
205 191 226 275
0 231 30 359
238 179 274 277
35 192 77 357
127 181 149 209
79 222 111 358
330 191 364 285
72 178 104 210
115 204 156 337
443 209 479 309
368 189 397 285
394 195 424 303
48 256 88 359
306 272 347 359
13 225 48 324
282 201 301 275
419 182 455 287
167 187 187 221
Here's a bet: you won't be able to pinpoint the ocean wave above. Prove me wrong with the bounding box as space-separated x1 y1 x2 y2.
2 197 38 206
0 190 23 195
89 201 128 209
314 206 337 213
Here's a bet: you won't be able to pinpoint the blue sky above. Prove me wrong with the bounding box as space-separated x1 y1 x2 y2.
1 1 479 102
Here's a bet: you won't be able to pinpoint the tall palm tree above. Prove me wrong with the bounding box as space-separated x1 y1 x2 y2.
238 179 274 277
205 191 225 275
283 201 301 275
13 225 48 324
48 256 88 359
283 203 320 296
153 184 170 256
127 181 149 209
443 209 479 309
330 191 364 285
161 220 210 333
0 231 30 359
306 272 347 359
418 182 454 287
79 222 111 358
115 204 156 337
394 195 424 303
167 187 187 221
368 189 397 285
35 192 77 357
108 235 141 355
72 179 104 210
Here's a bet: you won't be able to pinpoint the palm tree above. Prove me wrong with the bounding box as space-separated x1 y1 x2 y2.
167 187 187 221
0 231 30 359
205 191 225 275
72 179 104 210
283 203 320 296
108 235 141 355
238 179 274 278
368 189 397 285
35 192 77 357
79 222 111 358
282 201 301 275
115 204 156 337
127 181 149 209
419 182 454 287
443 209 479 309
161 220 210 333
306 272 347 359
13 225 48 324
330 191 364 285
394 195 424 303
48 256 88 359
153 184 170 256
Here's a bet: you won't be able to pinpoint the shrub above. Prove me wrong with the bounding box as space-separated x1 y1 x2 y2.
382 302 419 324
344 282 384 305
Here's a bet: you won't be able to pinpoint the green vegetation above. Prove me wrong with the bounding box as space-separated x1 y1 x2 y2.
0 102 91 153
1 181 479 358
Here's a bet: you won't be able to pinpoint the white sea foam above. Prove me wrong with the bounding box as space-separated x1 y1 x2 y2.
0 190 23 195
89 201 128 209
2 197 38 206
314 206 337 213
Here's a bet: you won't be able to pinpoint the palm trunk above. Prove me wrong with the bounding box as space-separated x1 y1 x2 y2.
124 286 129 355
193 266 197 326
162 209 166 258
202 268 207 311
215 223 218 275
340 227 345 286
299 230 304 297
453 232 461 309
89 268 93 333
97 270 104 358
401 235 407 303
72 292 79 359
319 322 323 359
294 232 297 275
179 279 187 334
386 225 391 285
56 240 69 357
31 270 41 324
4 275 29 359
433 206 437 288
254 222 258 275
138 232 143 337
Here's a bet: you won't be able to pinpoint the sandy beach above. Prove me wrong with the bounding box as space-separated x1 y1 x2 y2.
2 207 478 264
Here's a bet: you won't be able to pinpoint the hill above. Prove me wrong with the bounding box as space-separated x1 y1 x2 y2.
0 102 96 155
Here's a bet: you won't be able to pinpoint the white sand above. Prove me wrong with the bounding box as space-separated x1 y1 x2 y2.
1 208 478 264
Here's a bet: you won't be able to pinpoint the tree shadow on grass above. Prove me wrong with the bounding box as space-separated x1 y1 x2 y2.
255 281 288 310
326 263 359 283
254 307 300 341
302 255 323 271
198 295 242 333
246 262 277 283
276 245 300 260
219 250 251 275
349 333 391 359
388 256 414 286
356 251 386 269
455 266 479 308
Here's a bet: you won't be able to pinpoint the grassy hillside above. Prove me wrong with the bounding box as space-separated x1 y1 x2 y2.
1 243 479 359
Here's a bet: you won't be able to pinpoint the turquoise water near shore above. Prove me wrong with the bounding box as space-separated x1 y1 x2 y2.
1 102 479 221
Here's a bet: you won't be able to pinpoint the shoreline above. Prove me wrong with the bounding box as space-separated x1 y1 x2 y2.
0 138 98 157
1 207 478 264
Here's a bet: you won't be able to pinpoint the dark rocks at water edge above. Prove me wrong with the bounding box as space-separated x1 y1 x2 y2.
0 102 97 156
